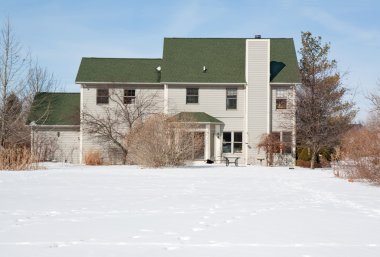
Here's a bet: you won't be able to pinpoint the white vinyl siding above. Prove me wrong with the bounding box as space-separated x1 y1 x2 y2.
167 85 245 118
32 126 80 164
246 39 270 164
80 84 164 164
271 85 294 131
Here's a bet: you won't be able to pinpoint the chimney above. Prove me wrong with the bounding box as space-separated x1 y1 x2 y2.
254 35 261 39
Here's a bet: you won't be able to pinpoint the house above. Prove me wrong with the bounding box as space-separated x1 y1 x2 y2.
28 37 300 165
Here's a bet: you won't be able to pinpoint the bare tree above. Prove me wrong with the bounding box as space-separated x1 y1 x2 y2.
0 18 58 148
82 89 161 164
0 18 28 148
297 31 357 169
24 60 58 109
368 80 380 116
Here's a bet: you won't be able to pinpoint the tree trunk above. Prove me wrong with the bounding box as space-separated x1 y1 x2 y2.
310 151 316 169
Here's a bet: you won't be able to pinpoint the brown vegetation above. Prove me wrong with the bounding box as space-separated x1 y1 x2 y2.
0 147 36 170
257 133 282 166
334 122 380 184
127 114 203 167
84 149 103 165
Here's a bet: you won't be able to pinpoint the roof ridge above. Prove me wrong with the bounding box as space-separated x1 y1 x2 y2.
82 57 161 60
37 92 80 94
164 37 293 39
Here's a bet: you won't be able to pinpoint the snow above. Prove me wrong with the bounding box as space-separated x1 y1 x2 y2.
0 163 380 257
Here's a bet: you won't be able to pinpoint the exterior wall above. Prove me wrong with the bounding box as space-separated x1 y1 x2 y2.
80 84 164 164
245 39 270 165
32 126 80 164
270 84 297 166
270 84 294 131
167 84 245 164
167 84 245 118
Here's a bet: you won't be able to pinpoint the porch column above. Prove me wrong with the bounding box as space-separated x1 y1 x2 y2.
214 124 222 163
205 124 211 160
164 84 168 114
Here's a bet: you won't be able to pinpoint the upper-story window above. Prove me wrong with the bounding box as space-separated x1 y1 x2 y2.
276 88 288 109
96 89 109 104
226 88 237 109
124 89 136 104
186 88 199 104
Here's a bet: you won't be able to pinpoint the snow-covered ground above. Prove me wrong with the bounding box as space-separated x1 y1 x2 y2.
0 164 379 257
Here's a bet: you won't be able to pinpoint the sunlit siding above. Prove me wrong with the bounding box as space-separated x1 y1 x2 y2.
246 39 270 164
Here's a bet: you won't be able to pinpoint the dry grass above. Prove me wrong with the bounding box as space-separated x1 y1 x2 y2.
84 149 103 165
335 122 380 184
0 147 37 171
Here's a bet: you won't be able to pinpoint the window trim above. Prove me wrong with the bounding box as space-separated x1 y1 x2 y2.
226 88 237 110
275 88 288 110
124 89 136 104
96 88 109 104
186 88 199 104
273 131 292 154
222 131 243 154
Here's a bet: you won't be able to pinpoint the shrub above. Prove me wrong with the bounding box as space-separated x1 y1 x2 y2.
335 122 380 184
296 159 310 168
257 133 282 166
0 147 36 170
127 114 203 167
84 149 103 165
298 148 311 161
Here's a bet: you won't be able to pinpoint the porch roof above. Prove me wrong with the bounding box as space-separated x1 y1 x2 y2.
173 112 223 124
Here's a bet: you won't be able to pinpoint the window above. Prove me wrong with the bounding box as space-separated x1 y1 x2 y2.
223 131 243 154
226 88 237 109
276 88 287 109
186 88 199 104
273 131 292 154
124 89 136 104
234 132 243 153
96 89 109 104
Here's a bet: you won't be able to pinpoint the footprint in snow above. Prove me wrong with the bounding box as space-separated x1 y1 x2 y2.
165 246 178 251
164 231 177 235
140 229 153 233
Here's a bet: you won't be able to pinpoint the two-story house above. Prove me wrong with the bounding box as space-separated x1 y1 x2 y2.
28 36 299 165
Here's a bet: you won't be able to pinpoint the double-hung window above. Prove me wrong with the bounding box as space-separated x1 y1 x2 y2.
276 88 288 109
226 88 237 109
124 89 136 104
186 88 199 104
96 89 109 104
223 132 243 154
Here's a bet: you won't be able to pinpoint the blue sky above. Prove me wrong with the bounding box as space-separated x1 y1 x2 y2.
1 0 379 121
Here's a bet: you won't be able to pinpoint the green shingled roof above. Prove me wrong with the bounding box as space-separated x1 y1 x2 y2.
174 112 223 123
161 38 246 83
270 38 300 83
75 58 161 83
27 93 80 125
75 38 299 84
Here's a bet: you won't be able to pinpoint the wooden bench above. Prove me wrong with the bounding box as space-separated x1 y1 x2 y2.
224 156 240 167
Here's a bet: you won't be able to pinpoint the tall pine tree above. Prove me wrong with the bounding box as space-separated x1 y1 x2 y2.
297 31 356 169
